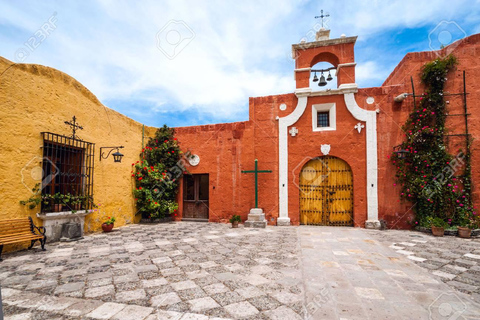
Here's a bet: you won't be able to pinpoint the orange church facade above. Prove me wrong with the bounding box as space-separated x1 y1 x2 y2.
174 30 480 229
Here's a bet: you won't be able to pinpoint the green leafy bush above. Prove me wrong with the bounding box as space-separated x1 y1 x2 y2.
132 125 184 220
229 215 241 223
392 55 476 226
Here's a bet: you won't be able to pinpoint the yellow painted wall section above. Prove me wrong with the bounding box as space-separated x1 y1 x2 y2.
0 57 157 250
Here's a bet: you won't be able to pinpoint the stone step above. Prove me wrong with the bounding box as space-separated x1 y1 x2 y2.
246 213 265 222
244 221 267 228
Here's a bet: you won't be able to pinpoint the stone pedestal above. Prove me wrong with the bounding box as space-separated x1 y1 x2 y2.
37 210 91 242
277 217 291 226
365 220 381 229
244 208 267 228
60 222 83 242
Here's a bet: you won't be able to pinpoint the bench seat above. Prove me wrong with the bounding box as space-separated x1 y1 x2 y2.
0 217 46 261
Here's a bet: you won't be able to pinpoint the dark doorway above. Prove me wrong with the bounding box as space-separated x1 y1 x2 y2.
183 174 209 220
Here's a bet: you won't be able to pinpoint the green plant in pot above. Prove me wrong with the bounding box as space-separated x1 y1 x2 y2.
456 208 477 238
229 215 241 228
431 217 447 237
62 193 77 211
51 193 64 212
102 216 116 232
71 195 84 211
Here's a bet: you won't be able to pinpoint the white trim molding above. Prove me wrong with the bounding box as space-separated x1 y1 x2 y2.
293 67 311 81
277 84 379 228
336 62 357 75
312 103 336 132
277 88 311 225
341 84 379 228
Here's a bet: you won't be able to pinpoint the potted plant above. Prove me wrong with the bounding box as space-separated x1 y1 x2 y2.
62 193 76 211
229 215 241 228
102 216 116 232
431 217 447 237
51 193 64 212
71 195 83 211
458 224 472 238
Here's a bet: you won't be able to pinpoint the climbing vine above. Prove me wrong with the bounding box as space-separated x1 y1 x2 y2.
132 125 183 220
391 55 478 228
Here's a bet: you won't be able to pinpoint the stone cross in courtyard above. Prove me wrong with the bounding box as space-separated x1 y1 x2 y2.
241 159 272 208
241 159 272 228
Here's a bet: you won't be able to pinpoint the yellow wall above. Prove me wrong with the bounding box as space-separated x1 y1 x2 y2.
0 56 157 245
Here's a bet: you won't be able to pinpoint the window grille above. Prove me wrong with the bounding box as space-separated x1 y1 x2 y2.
317 111 330 127
41 132 95 212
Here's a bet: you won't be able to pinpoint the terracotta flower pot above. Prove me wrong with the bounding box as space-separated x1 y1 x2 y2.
431 226 445 237
102 223 114 232
232 221 239 228
457 227 472 239
53 204 62 212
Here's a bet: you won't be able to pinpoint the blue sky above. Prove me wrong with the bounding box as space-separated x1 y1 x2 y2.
1 0 479 128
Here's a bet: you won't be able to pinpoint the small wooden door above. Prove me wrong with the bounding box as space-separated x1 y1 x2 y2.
299 156 353 226
183 174 209 219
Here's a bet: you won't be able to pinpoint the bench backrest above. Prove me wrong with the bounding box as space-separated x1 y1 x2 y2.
0 218 33 237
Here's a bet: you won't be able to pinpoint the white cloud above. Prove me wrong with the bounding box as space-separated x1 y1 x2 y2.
0 0 477 125
355 61 390 87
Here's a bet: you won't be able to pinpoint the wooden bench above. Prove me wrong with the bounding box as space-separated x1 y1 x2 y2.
0 217 46 261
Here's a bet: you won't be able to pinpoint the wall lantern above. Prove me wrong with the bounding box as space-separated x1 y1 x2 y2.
100 146 125 163
393 145 409 159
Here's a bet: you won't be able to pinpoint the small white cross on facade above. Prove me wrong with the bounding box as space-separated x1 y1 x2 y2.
354 122 365 133
289 127 298 137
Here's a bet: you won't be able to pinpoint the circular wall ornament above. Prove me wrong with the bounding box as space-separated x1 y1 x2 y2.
279 103 287 111
366 97 375 105
188 154 200 166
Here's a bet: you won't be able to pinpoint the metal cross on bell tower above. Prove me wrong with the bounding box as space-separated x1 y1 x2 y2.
64 115 83 140
315 10 330 28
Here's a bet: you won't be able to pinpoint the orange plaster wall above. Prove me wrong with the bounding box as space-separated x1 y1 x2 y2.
374 34 480 228
286 94 368 226
174 122 255 223
174 33 480 229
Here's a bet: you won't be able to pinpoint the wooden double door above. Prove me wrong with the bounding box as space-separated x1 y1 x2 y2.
299 156 353 226
183 174 209 220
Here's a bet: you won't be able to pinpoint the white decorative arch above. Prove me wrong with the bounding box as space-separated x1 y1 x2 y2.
277 88 311 226
277 84 379 228
341 84 379 228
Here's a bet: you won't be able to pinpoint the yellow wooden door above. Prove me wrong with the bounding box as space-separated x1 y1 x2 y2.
299 156 353 226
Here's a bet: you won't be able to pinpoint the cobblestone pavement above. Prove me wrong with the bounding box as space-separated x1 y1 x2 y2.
1 223 480 319
366 229 480 302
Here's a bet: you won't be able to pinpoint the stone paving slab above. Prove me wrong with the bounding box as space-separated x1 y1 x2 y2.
1 222 300 319
1 222 480 319
300 227 480 320
366 228 480 303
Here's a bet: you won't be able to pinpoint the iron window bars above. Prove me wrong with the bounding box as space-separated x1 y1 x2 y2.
41 132 95 213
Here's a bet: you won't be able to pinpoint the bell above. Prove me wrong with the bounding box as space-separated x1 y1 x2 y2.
318 74 327 86
327 71 333 81
313 73 318 82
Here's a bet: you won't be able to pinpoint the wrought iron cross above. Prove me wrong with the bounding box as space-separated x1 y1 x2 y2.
64 116 83 139
315 10 330 28
241 159 272 208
